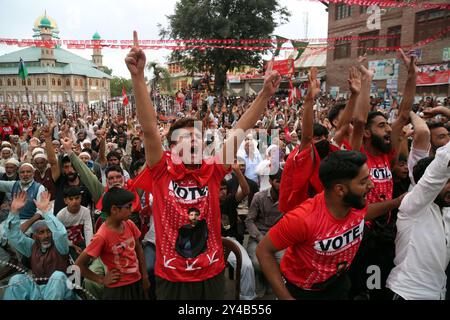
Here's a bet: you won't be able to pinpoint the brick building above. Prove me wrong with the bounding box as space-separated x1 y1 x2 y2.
326 2 450 98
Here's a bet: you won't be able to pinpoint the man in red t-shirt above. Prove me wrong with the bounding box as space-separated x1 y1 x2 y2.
125 31 281 299
348 50 418 299
256 150 403 300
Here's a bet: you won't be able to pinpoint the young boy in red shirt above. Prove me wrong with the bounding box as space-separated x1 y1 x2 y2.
76 187 149 299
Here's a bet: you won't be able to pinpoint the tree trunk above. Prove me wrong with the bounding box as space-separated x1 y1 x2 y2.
214 66 227 102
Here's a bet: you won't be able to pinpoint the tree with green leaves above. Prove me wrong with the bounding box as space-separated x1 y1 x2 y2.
99 66 113 75
110 76 133 97
160 0 290 96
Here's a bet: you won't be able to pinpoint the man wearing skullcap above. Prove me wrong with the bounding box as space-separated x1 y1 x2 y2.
0 162 45 222
3 191 76 300
0 158 19 207
0 147 14 168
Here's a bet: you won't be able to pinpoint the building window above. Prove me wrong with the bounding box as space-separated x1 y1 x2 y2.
89 79 92 86
75 79 78 86
334 39 351 60
102 80 105 87
37 78 41 86
7 79 11 86
66 79 70 86
95 80 99 86
415 9 450 42
58 79 61 86
360 6 368 14
387 26 401 51
22 79 26 86
12 79 16 86
335 4 352 20
0 79 2 86
43 78 47 86
80 79 83 87
27 78 31 86
52 78 56 86
358 31 379 56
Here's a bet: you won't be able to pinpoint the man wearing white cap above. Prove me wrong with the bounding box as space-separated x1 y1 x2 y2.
33 153 56 201
0 162 45 220
0 146 14 169
0 158 19 207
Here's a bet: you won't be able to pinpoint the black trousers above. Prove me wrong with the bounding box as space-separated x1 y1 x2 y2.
285 274 351 300
103 280 146 300
155 270 225 300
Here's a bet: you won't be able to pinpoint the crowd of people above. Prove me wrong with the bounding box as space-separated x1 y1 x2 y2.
0 32 449 300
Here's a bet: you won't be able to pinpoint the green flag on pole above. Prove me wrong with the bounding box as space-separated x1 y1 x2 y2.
291 41 309 60
18 57 28 80
273 35 289 57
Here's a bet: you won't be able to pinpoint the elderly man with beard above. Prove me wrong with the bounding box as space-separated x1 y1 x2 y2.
0 163 45 222
386 141 450 300
3 191 76 300
256 151 404 300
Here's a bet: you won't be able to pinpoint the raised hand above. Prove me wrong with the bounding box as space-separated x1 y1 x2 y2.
125 31 146 77
10 192 27 214
41 125 53 140
398 48 418 76
34 191 51 213
306 67 321 100
348 67 362 95
262 71 282 97
231 162 241 172
358 64 374 81
357 53 367 64
61 137 74 154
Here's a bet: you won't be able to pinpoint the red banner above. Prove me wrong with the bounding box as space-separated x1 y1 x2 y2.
416 63 450 86
268 59 295 76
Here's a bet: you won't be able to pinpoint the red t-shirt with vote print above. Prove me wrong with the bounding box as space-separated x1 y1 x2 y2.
269 192 366 290
361 147 395 204
149 151 230 282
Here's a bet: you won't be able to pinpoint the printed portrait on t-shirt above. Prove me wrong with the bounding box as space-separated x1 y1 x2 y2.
175 207 209 258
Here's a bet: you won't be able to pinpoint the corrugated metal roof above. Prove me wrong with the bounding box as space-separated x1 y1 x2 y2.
0 47 112 79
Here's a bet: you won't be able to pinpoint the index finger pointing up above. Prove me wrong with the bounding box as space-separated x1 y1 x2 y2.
133 30 139 48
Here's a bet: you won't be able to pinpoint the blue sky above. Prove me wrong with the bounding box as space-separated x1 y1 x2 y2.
0 0 328 78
